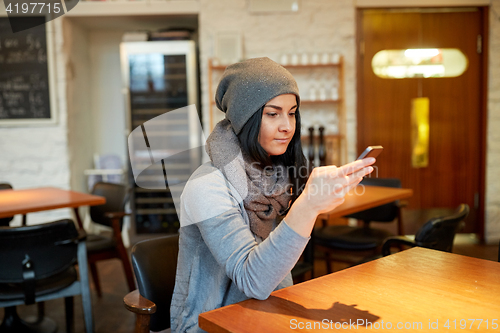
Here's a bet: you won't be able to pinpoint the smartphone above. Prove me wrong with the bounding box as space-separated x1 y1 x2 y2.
357 146 383 160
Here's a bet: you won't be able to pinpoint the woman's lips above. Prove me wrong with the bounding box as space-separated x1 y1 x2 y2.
275 138 291 143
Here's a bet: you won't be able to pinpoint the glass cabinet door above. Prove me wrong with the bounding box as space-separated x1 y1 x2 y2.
122 41 200 235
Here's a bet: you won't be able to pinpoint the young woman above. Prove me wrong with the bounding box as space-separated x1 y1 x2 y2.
170 57 375 333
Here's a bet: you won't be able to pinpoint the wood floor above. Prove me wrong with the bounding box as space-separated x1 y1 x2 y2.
1 234 498 333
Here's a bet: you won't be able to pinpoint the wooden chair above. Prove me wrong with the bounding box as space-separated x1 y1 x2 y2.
86 182 135 297
382 204 469 256
0 219 93 333
313 178 405 272
124 234 179 333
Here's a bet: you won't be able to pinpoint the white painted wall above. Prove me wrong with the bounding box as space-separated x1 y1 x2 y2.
64 18 94 194
88 30 128 166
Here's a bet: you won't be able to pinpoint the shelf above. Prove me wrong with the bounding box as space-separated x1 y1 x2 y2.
207 56 347 165
65 0 200 17
209 62 341 71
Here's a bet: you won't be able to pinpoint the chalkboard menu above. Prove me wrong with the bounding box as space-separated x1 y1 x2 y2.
0 17 55 125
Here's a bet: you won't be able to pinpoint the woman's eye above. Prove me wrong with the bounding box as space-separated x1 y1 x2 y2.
266 113 277 117
289 113 296 116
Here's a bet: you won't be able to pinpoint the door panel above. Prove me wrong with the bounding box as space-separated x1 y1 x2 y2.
358 9 484 233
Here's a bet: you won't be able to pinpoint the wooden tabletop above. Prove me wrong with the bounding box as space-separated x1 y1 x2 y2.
0 187 106 219
319 185 413 220
200 247 500 332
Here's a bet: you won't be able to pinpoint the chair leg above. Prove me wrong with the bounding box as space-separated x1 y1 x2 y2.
0 307 20 331
135 313 152 333
397 207 405 236
89 262 102 298
35 302 45 323
117 244 136 292
0 306 58 333
65 297 74 333
77 242 94 333
325 252 333 274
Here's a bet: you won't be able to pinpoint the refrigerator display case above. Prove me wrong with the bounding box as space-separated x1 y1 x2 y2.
121 40 202 236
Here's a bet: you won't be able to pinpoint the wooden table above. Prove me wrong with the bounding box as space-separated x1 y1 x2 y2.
319 185 413 220
200 247 500 332
0 187 105 228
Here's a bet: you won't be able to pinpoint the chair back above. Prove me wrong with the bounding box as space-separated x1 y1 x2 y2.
0 219 79 283
131 234 179 332
90 182 127 228
0 183 13 226
345 178 401 223
87 154 124 191
415 204 469 252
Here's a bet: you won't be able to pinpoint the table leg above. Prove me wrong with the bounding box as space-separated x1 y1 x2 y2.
73 208 84 229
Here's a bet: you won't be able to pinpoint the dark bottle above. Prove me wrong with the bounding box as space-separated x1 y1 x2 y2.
318 126 326 166
308 126 315 170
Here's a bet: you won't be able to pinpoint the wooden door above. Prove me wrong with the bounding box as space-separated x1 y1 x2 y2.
357 8 487 233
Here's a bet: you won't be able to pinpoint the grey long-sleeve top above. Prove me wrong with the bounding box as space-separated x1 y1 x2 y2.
170 162 310 333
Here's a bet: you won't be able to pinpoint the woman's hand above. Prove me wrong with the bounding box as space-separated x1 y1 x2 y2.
300 158 375 215
284 158 376 238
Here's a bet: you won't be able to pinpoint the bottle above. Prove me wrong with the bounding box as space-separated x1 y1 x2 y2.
308 127 315 170
318 126 326 166
309 85 317 101
321 52 329 64
319 85 326 101
311 53 319 65
331 53 340 64
331 86 339 101
280 54 288 66
300 53 309 65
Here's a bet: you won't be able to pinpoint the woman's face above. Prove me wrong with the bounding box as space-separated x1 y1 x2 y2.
258 94 297 156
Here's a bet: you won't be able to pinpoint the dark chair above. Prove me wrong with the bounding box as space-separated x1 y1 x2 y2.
0 219 93 333
291 238 314 282
0 183 27 226
0 183 13 227
382 204 469 256
313 178 405 273
86 182 135 297
124 234 179 333
498 240 500 263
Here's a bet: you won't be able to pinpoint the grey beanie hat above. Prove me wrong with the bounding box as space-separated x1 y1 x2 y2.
215 57 300 134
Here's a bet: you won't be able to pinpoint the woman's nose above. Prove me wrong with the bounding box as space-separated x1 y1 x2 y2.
279 117 293 132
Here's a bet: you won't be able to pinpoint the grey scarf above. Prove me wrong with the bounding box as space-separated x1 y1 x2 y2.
205 119 292 239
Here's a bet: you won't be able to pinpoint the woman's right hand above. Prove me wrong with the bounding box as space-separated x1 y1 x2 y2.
284 158 375 238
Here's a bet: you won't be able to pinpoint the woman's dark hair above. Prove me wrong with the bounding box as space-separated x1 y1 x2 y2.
237 104 309 203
